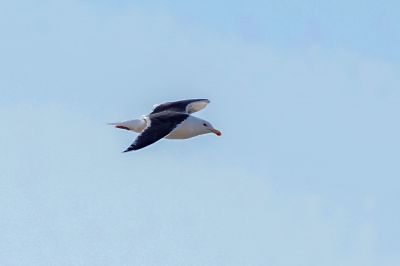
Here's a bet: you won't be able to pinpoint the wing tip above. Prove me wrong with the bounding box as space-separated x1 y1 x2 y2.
122 146 135 153
193 98 210 104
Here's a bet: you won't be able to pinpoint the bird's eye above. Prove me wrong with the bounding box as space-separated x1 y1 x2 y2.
203 123 207 127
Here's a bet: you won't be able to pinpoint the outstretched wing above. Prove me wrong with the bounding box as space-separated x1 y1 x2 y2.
123 111 189 152
150 99 210 115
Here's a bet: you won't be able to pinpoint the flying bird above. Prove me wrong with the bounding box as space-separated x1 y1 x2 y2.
110 99 221 152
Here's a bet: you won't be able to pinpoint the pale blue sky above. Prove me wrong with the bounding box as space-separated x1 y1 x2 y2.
1 0 399 265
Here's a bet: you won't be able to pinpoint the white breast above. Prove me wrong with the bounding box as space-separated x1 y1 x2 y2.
164 116 207 139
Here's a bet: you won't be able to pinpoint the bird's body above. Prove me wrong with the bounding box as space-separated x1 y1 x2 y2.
110 99 221 152
165 115 214 139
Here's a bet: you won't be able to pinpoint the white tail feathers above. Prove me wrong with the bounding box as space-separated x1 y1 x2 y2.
108 119 147 133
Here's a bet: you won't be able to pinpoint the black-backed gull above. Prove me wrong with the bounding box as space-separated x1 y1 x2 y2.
110 99 221 152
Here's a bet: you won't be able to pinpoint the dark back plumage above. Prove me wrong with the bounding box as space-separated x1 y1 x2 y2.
123 111 189 152
150 99 210 114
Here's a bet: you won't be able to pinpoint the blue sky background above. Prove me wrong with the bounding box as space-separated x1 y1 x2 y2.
1 0 399 265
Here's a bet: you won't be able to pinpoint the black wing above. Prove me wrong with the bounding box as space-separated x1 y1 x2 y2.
150 99 210 115
123 111 189 152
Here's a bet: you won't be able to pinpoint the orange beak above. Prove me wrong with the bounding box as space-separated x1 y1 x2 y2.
210 128 222 136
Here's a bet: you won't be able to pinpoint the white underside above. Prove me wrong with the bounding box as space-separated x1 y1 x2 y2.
114 115 210 139
165 116 207 139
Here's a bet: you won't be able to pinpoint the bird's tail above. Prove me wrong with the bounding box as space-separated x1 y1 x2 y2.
108 122 130 131
108 119 147 133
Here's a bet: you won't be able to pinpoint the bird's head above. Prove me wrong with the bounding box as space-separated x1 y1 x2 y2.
201 121 222 136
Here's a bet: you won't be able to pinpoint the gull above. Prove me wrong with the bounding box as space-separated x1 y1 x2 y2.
110 99 221 152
